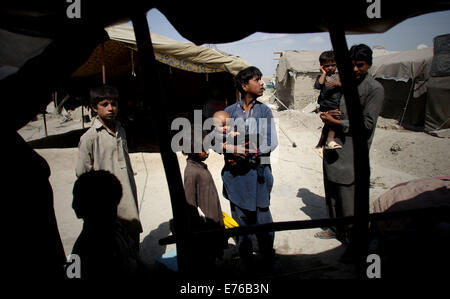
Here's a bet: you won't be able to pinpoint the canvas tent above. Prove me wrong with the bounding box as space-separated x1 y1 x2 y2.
73 23 250 78
371 47 433 130
69 23 249 112
65 23 251 151
371 36 450 132
274 48 396 110
275 50 323 109
427 34 450 132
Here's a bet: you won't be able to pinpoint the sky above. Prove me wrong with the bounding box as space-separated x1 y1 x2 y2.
146 8 450 76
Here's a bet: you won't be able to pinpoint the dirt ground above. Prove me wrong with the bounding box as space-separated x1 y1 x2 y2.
18 90 450 280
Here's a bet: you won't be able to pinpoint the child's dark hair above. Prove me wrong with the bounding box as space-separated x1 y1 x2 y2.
349 44 373 65
72 170 122 219
90 85 119 107
319 51 335 65
235 66 262 94
182 128 209 156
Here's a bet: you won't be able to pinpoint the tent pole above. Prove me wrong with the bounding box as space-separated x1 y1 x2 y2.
81 105 85 129
53 91 57 108
43 111 48 137
328 21 370 279
399 74 415 127
101 42 106 84
130 48 136 77
131 12 193 275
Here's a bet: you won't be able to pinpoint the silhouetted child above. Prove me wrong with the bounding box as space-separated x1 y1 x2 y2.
71 170 143 280
314 51 343 157
183 132 226 275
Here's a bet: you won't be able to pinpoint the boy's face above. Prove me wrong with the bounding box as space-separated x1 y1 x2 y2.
321 61 337 76
242 75 264 97
352 60 371 79
93 98 118 121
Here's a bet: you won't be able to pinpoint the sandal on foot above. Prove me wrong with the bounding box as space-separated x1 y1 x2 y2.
324 140 342 150
314 229 336 239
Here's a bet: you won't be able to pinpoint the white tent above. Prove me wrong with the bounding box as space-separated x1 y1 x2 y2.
274 49 395 109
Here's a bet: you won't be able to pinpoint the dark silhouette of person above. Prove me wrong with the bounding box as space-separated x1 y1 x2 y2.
71 170 144 280
6 132 67 280
2 24 108 282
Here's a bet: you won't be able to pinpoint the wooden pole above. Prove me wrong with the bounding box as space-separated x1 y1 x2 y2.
43 112 48 137
328 20 370 279
131 12 192 274
81 105 85 129
53 91 57 108
131 48 136 77
101 43 106 84
160 206 450 245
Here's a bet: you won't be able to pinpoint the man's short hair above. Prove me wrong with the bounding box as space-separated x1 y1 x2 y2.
181 128 209 155
235 66 262 94
319 51 335 65
90 85 119 107
349 44 373 65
